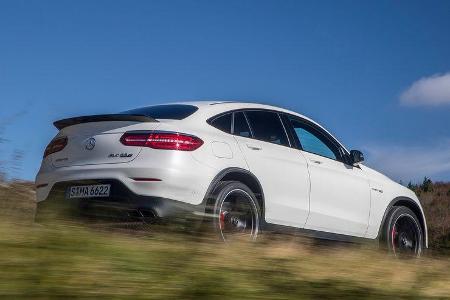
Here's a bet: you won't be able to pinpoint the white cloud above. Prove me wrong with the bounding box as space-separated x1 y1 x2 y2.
363 140 450 183
400 72 450 106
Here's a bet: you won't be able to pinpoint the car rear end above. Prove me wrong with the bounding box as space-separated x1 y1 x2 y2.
35 104 217 224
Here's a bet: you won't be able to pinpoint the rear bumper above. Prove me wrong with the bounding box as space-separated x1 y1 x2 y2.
35 179 206 223
35 150 218 205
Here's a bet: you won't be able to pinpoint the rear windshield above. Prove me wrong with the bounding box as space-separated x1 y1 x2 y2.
121 104 198 120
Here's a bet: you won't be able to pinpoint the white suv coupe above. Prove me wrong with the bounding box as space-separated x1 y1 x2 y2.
36 101 427 256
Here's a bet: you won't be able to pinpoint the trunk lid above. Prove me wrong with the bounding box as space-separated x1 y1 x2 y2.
50 119 160 168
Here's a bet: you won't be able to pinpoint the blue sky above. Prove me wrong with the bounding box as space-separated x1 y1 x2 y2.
0 0 449 182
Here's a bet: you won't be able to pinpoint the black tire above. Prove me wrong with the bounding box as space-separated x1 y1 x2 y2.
209 181 261 242
381 206 423 258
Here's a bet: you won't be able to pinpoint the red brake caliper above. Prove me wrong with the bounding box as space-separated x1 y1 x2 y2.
391 224 397 254
219 211 227 229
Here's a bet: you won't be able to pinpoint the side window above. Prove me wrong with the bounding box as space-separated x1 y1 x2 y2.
233 112 251 138
289 117 339 160
210 113 232 133
245 111 289 146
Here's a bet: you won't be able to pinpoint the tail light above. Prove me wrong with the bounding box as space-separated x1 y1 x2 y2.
120 131 203 151
43 136 68 158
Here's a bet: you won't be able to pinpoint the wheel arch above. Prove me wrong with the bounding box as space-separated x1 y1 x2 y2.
377 196 428 248
203 167 265 219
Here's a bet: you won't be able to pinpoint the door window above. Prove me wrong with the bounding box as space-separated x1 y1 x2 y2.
245 111 289 146
289 117 340 160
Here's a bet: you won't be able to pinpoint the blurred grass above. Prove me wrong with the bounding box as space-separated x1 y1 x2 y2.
1 180 450 299
2 222 450 299
0 180 35 222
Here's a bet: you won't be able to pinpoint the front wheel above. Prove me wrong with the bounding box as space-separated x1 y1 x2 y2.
210 181 261 242
381 206 423 258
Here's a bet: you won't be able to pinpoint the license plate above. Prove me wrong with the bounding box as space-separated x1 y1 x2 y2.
67 184 111 199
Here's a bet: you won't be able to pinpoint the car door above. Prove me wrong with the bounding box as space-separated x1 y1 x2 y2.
232 110 310 228
286 116 371 237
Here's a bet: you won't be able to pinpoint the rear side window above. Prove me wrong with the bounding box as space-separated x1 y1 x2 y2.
121 104 198 120
233 112 251 138
245 111 289 146
210 113 232 133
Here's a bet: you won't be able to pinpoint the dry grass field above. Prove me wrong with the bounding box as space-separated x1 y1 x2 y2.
1 179 449 299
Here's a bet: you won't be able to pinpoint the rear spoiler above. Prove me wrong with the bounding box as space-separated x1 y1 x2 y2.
53 114 158 130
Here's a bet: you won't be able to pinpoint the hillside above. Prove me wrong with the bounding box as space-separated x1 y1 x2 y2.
409 180 450 251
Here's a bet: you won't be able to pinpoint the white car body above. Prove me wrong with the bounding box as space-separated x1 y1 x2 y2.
35 101 428 246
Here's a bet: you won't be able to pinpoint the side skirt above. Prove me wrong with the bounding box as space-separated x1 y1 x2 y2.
262 221 377 245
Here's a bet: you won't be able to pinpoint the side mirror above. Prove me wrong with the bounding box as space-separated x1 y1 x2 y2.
349 150 364 166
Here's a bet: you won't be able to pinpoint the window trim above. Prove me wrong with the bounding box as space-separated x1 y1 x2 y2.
280 114 299 149
241 111 253 137
231 111 253 138
208 109 293 147
277 112 292 148
207 108 349 158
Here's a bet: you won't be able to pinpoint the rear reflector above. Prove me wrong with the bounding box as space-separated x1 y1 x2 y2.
43 137 68 158
120 131 203 151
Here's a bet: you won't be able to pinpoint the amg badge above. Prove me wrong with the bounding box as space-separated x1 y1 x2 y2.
108 153 133 158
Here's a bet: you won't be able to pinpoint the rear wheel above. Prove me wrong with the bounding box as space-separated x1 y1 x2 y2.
210 181 260 242
382 206 423 258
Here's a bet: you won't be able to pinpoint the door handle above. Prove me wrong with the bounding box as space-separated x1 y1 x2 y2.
246 143 262 151
310 159 322 165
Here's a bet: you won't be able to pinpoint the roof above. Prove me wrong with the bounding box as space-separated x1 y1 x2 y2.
170 100 312 121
